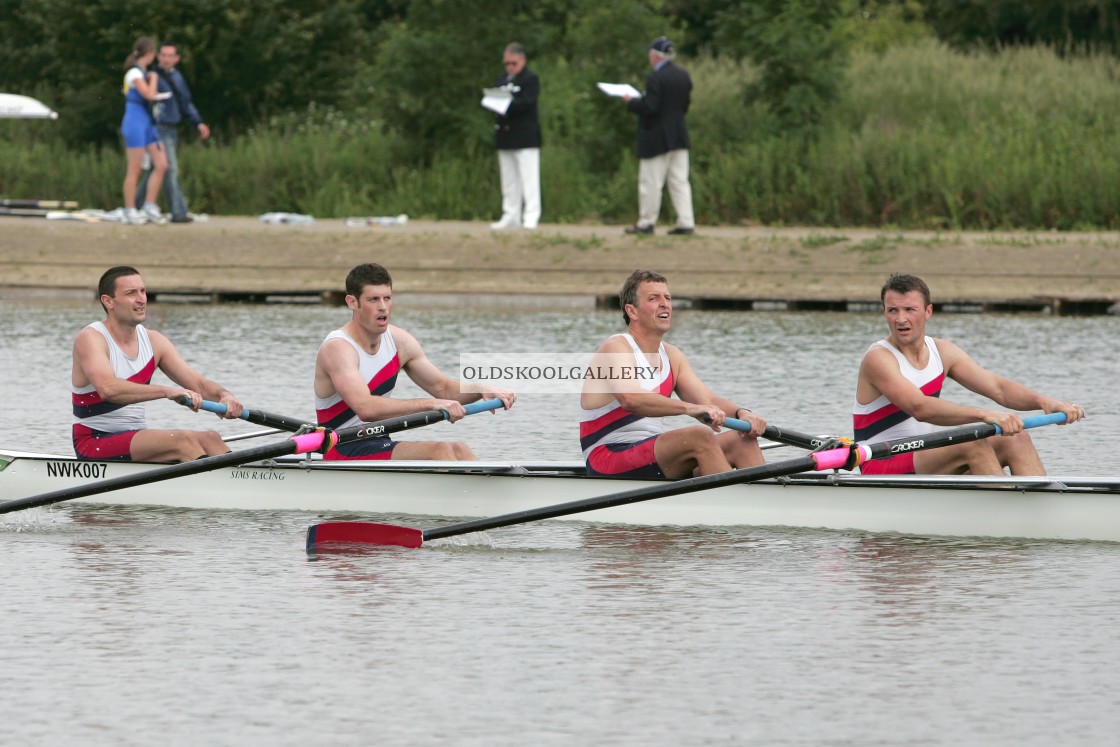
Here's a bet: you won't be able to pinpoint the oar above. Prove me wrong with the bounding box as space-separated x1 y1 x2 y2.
722 416 836 450
0 399 504 515
306 412 1068 550
178 396 313 432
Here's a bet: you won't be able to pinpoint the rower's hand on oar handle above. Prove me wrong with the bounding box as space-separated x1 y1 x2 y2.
176 392 243 419
437 399 469 422
172 390 203 411
1045 400 1086 425
983 411 1025 435
733 408 766 438
478 387 517 411
692 404 727 430
215 391 244 420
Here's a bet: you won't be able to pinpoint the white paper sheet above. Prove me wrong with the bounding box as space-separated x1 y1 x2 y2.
481 87 513 115
596 82 642 98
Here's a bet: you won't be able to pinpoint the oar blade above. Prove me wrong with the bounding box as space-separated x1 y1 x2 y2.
306 521 424 551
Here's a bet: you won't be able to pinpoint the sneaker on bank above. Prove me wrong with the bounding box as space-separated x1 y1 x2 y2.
124 207 148 225
169 214 194 224
489 217 520 230
142 203 167 224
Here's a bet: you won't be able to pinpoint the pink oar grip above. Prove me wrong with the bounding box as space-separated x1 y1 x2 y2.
810 447 869 470
290 431 328 453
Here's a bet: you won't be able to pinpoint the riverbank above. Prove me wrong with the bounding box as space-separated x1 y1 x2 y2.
1 216 1117 308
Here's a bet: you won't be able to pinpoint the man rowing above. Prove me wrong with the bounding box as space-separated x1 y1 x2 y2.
854 273 1085 475
313 263 516 460
72 265 244 462
579 269 768 478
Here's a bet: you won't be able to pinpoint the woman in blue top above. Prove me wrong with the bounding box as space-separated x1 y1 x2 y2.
121 37 169 225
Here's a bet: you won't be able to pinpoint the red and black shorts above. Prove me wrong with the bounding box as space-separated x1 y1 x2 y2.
585 435 666 479
859 452 916 475
73 424 138 462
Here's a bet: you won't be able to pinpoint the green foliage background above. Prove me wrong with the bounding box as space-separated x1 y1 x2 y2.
1 0 1119 228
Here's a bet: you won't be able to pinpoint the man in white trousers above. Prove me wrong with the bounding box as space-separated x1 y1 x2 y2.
490 42 541 230
622 37 694 236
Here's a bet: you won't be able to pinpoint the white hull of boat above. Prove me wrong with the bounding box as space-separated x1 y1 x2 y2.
2 450 1118 542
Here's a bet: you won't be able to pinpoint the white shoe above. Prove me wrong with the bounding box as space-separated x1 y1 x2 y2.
124 207 148 225
489 217 520 230
142 203 166 225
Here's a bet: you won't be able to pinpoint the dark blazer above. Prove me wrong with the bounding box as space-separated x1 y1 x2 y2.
627 61 691 159
494 67 541 150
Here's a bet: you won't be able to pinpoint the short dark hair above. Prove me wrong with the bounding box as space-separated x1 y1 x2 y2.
98 266 141 311
345 263 393 298
504 42 526 58
881 273 931 307
619 269 668 326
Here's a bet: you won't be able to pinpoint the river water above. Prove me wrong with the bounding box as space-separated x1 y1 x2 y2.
1 297 1118 745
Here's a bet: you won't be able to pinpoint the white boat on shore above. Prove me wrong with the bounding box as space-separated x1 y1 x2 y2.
2 449 1118 543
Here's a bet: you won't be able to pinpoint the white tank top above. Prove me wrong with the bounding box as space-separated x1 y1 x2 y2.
315 329 400 429
579 334 674 460
853 336 944 444
72 321 154 432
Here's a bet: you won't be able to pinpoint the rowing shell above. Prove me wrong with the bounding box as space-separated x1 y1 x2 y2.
1 449 1117 542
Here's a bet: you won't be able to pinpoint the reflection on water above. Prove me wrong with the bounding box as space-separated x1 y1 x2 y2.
2 299 1119 745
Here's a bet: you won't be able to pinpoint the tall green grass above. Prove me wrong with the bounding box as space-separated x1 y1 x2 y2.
3 41 1119 228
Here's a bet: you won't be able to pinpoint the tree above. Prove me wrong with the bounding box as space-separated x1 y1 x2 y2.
924 0 1120 53
716 0 849 137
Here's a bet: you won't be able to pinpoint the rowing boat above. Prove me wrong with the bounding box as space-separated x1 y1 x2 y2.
2 448 1118 542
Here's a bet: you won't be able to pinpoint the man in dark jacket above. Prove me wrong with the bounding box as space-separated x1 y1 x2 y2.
135 43 209 224
490 42 541 230
623 37 695 236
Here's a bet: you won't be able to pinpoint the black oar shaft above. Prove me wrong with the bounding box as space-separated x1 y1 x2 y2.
858 413 1064 464
421 413 1068 543
422 455 821 542
720 417 832 450
183 398 312 432
761 425 829 450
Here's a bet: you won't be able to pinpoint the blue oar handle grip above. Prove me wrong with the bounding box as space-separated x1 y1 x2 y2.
441 398 505 420
994 411 1068 435
724 416 752 434
178 396 251 421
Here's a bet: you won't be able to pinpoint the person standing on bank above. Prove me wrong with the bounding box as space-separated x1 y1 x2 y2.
621 37 694 236
489 42 541 231
120 37 169 226
135 42 210 224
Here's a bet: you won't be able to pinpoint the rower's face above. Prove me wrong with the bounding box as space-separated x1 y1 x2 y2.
882 290 930 342
628 281 672 330
104 274 147 322
350 284 392 331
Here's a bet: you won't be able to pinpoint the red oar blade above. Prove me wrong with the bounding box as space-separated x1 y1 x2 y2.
306 521 424 551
